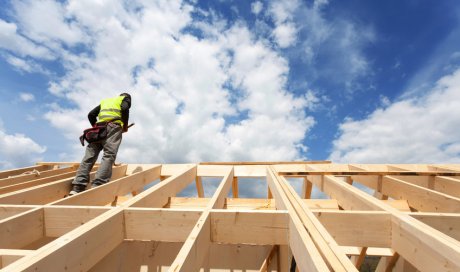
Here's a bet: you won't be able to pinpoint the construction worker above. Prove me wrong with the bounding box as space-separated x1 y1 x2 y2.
69 93 132 196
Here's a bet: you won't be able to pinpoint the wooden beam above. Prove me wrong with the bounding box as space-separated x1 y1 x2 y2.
302 177 313 199
258 245 278 272
232 176 238 198
0 165 51 180
274 171 362 270
310 174 460 271
168 168 234 271
51 165 160 206
0 208 44 249
0 249 33 268
210 210 288 245
127 165 197 208
313 211 391 248
44 206 109 237
307 175 382 211
0 165 77 189
353 247 367 269
124 208 202 241
0 205 37 220
409 212 460 241
3 209 125 272
266 167 332 271
0 169 80 195
381 176 460 212
433 176 460 198
0 165 126 205
195 176 204 198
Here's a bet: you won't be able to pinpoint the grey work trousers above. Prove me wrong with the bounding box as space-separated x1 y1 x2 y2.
72 123 122 189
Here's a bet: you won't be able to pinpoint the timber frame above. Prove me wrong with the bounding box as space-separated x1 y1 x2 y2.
0 162 459 271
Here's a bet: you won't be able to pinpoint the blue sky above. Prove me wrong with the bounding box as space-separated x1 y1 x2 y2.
0 0 460 169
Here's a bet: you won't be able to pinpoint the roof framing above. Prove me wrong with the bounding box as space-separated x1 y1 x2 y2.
0 162 458 271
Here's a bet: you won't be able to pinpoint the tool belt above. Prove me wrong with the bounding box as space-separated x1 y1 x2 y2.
79 119 120 146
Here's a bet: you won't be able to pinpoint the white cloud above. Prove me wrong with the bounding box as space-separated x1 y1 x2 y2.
289 1 374 90
273 22 297 48
7 0 315 164
19 92 35 102
330 68 460 164
268 0 299 48
251 1 263 15
12 0 86 47
0 120 46 170
0 19 53 59
6 55 48 74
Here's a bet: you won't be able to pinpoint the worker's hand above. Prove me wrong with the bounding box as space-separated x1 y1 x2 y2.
124 123 134 133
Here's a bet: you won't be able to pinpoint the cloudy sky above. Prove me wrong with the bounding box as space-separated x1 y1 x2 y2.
0 0 460 170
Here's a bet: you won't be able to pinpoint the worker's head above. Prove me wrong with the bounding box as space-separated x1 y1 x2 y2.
120 93 131 108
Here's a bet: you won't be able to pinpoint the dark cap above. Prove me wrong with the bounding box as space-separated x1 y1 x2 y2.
120 93 131 108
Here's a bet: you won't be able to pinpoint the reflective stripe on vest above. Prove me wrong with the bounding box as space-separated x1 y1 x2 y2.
98 96 124 126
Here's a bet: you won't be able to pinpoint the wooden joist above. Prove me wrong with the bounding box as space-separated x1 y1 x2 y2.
0 162 458 271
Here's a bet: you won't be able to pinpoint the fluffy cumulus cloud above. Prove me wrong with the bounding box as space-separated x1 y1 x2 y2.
2 0 316 163
268 0 299 48
330 68 460 163
0 121 46 170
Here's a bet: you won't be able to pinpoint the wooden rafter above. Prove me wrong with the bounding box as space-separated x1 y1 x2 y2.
0 162 458 271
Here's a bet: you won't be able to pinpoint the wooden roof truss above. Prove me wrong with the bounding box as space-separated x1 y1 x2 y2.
0 162 459 271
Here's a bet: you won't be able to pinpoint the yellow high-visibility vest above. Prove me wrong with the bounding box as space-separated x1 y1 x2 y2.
98 96 124 126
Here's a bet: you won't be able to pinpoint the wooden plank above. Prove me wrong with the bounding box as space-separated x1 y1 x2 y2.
353 247 367 268
302 177 313 198
258 245 277 272
266 167 331 271
234 165 267 177
232 177 238 198
274 172 360 271
382 176 460 212
201 161 331 165
0 208 44 249
167 197 209 209
0 165 51 180
195 176 204 198
314 174 460 271
0 165 77 189
313 211 391 248
0 170 79 195
197 165 233 177
51 165 159 206
210 210 288 245
128 165 197 208
168 168 234 271
341 246 393 257
307 175 382 211
383 200 411 212
124 208 202 241
434 176 460 198
0 165 126 205
3 210 125 272
0 249 34 268
0 205 37 220
160 164 196 176
44 206 109 237
410 212 460 241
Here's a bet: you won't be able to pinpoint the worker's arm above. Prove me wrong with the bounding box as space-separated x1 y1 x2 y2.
88 105 100 126
121 99 130 132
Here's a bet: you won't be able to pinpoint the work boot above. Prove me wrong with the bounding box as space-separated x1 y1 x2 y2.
68 185 85 196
